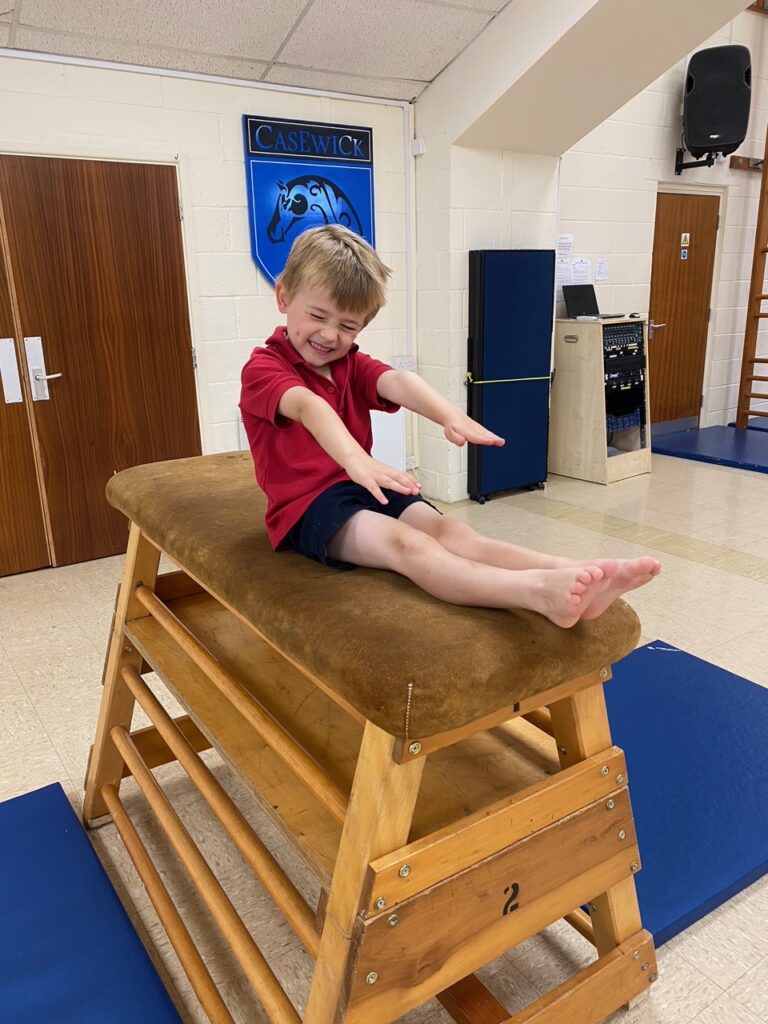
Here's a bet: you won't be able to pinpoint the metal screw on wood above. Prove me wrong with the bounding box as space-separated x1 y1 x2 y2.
601 766 609 776
123 645 133 654
600 667 608 679
399 864 411 878
616 774 625 784
558 746 567 755
408 742 421 755
606 799 615 810
374 897 386 910
650 972 658 982
618 830 627 841
388 914 399 927
642 962 650 971
631 861 639 872
589 903 597 911
632 951 640 960
366 972 378 985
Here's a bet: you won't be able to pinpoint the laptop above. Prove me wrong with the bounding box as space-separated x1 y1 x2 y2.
562 284 623 319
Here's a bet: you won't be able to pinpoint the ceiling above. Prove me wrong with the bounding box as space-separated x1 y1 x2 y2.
0 0 510 101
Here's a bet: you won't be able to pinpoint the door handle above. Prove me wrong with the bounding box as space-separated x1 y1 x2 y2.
23 336 62 401
648 321 667 339
0 338 24 404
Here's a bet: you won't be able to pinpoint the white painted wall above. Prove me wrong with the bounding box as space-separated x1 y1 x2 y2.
559 11 768 427
0 54 410 456
414 135 558 500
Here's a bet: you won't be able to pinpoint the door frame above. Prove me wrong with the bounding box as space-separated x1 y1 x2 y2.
0 143 204 455
652 179 727 431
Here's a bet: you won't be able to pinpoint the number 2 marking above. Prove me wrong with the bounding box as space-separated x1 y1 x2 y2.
503 882 520 916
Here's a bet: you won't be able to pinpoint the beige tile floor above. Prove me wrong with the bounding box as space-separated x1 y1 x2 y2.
1 453 767 1024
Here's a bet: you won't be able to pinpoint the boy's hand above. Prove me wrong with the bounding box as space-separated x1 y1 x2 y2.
344 453 422 505
443 413 505 448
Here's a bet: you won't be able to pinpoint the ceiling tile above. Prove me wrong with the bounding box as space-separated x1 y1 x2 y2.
279 0 491 81
265 64 425 101
18 0 308 62
14 26 269 80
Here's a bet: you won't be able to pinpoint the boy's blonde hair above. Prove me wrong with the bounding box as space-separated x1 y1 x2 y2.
277 225 391 319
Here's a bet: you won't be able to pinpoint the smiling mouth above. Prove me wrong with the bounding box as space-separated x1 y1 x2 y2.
309 340 332 354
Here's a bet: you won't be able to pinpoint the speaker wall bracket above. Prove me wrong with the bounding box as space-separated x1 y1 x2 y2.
675 148 717 175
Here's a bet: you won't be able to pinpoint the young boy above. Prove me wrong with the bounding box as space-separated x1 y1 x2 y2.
240 225 660 628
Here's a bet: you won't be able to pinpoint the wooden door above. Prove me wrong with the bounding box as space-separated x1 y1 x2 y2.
0 156 201 567
0 220 50 576
647 192 719 424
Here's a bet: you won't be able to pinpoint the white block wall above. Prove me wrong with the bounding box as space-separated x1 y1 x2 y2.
559 11 768 426
415 135 558 501
0 55 410 454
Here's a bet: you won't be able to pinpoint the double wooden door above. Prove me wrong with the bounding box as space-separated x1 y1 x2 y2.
0 156 201 577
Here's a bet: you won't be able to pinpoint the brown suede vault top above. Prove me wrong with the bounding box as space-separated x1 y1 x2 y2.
106 453 641 740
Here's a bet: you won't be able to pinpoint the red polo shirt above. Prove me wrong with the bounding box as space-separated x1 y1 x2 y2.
239 326 399 547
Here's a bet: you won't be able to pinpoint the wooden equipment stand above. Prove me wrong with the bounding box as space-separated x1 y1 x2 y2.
84 522 656 1024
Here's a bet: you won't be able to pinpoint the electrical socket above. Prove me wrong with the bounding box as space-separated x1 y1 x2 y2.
394 354 416 372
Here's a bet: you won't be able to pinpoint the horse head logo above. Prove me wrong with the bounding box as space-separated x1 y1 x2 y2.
267 176 364 243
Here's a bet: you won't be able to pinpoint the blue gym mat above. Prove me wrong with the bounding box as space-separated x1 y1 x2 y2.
652 425 768 473
729 417 768 432
0 783 182 1024
606 641 768 945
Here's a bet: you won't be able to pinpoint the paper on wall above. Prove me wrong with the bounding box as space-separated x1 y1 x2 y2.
557 233 574 258
595 259 609 282
572 258 592 285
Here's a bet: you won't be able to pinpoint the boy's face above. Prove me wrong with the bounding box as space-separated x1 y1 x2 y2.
276 282 367 372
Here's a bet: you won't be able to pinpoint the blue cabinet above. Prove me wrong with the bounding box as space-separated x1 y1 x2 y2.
466 250 555 501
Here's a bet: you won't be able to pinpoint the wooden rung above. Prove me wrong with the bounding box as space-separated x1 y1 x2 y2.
438 974 508 1024
120 664 319 956
746 375 768 381
753 313 768 318
746 409 768 417
755 358 768 364
522 708 554 736
101 784 236 1024
122 714 212 776
111 725 301 1024
745 392 768 399
564 908 596 944
134 585 348 824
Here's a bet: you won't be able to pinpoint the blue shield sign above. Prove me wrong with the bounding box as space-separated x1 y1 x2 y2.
243 115 375 287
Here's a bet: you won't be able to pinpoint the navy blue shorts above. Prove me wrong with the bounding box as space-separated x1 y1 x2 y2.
283 480 437 570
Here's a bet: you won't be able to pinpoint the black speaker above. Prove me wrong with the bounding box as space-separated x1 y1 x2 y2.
683 45 751 158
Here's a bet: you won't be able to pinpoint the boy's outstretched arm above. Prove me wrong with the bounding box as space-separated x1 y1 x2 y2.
377 370 505 447
277 386 421 504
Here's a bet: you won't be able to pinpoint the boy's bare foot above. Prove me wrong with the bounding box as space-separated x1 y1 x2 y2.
579 557 661 621
523 564 607 628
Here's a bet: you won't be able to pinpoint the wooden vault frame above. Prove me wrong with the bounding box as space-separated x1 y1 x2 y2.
84 524 657 1024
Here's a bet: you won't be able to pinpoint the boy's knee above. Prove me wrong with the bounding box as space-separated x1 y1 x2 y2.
433 517 476 545
389 522 439 560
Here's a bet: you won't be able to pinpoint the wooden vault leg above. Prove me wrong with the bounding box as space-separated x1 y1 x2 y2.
548 685 643 957
83 524 160 824
305 721 425 1024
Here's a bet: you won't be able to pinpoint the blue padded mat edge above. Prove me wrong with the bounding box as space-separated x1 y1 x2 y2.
0 783 181 1024
607 641 768 946
652 425 768 473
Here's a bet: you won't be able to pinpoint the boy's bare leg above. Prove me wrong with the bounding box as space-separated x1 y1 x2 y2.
399 502 661 610
327 511 609 628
